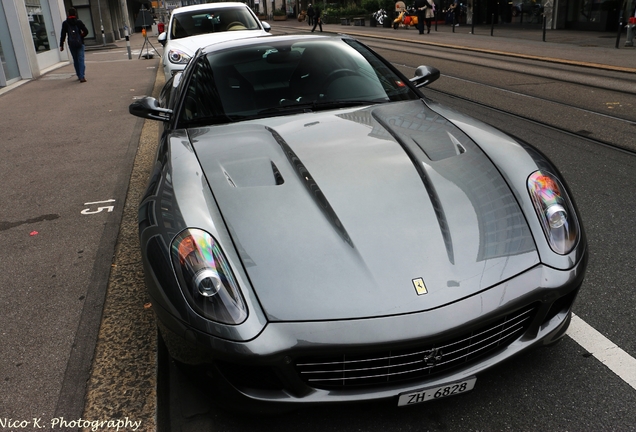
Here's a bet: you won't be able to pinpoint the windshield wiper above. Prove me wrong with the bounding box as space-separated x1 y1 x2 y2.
257 99 385 117
180 113 246 127
310 100 385 111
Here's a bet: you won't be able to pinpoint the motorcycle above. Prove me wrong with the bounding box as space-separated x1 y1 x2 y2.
393 6 419 29
372 8 388 26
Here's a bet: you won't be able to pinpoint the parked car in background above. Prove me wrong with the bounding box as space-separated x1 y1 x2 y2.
130 34 587 411
511 0 543 17
158 2 271 80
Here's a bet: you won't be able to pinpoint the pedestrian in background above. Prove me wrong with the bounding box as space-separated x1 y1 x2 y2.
444 2 457 25
415 0 427 34
59 8 89 82
424 0 435 33
307 4 315 26
311 6 323 32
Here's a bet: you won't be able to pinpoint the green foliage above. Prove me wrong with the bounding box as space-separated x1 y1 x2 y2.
326 1 367 17
273 8 286 16
322 0 394 18
361 0 381 12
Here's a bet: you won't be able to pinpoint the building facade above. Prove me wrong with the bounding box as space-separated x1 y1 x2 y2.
458 0 634 31
3 0 635 89
0 0 136 88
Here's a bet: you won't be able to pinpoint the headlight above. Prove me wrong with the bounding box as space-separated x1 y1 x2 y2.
171 229 247 324
527 171 579 255
167 49 191 65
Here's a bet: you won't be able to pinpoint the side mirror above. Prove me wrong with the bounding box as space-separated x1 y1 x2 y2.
262 21 271 32
129 97 172 121
158 32 167 46
409 65 440 88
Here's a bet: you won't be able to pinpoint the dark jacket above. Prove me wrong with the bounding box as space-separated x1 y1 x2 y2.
414 0 428 10
59 17 89 48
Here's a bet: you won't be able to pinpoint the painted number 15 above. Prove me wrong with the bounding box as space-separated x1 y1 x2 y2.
81 199 115 215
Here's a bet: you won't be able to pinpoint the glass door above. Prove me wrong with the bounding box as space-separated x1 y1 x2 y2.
25 0 60 70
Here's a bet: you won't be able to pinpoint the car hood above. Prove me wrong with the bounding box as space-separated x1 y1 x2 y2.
167 30 270 55
190 100 540 321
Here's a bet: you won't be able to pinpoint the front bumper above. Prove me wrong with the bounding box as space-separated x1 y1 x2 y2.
153 256 586 409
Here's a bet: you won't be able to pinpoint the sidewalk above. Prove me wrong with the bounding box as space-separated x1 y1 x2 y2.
0 32 160 430
274 18 636 72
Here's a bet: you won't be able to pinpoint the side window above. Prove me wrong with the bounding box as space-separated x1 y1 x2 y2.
179 57 224 123
159 76 173 107
344 39 419 101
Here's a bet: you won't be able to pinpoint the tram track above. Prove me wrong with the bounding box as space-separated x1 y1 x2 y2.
424 86 636 156
435 74 636 126
362 42 636 153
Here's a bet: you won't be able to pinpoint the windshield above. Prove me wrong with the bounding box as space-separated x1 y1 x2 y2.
178 39 421 126
170 7 260 39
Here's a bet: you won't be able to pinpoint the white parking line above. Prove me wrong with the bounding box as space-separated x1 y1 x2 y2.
568 313 636 390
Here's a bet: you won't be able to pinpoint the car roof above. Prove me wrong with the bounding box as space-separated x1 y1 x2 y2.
171 2 250 15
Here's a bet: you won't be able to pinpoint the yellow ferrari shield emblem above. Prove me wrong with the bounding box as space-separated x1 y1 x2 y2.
412 278 427 295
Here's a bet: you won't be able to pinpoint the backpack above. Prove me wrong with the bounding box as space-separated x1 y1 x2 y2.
67 22 83 49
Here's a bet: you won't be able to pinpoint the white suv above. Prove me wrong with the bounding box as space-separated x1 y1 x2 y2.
159 2 271 81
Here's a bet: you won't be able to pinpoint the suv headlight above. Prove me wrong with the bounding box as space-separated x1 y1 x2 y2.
527 171 579 255
167 49 191 65
171 229 247 324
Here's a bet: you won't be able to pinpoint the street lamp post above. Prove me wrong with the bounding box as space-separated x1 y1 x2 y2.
96 0 106 46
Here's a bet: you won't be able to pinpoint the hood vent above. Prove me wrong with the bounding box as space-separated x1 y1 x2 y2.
220 158 284 188
267 126 354 248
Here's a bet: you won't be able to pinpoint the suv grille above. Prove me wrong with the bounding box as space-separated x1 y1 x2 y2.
296 304 536 389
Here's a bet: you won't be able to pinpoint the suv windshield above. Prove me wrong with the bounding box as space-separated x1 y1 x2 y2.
170 7 260 39
178 39 421 126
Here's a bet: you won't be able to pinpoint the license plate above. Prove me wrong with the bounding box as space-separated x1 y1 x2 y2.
397 377 477 406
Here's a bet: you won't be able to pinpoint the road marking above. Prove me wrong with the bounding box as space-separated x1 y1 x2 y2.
81 199 115 215
568 313 636 390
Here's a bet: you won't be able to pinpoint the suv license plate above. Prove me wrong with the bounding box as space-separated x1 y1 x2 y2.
397 377 477 406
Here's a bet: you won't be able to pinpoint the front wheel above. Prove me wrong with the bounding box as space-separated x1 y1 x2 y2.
393 21 399 29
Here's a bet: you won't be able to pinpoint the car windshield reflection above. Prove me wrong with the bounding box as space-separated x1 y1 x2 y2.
178 39 420 126
171 7 261 39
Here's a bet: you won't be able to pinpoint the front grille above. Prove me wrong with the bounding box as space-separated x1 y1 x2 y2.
296 304 537 389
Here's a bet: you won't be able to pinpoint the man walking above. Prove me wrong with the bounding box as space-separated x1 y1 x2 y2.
311 6 323 32
307 4 315 26
59 8 89 82
414 0 427 34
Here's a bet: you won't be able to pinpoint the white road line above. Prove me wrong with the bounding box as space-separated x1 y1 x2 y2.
568 313 636 390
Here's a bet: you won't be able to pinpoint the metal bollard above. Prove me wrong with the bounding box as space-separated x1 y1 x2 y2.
542 15 546 41
125 27 132 60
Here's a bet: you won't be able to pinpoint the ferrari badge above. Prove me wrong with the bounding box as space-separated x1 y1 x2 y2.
412 278 428 295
